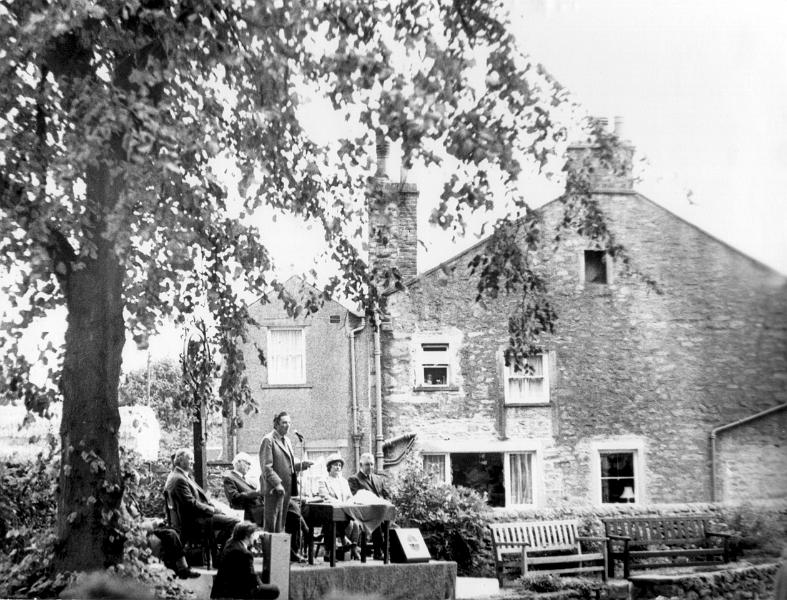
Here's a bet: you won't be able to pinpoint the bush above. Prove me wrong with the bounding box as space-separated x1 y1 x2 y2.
518 574 601 599
0 443 191 599
0 433 59 558
390 456 490 574
722 502 787 559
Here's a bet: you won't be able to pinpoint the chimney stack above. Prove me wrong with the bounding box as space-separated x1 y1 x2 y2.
565 115 635 194
368 133 419 283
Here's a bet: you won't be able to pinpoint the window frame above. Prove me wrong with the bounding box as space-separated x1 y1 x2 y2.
580 249 615 286
503 352 550 405
589 441 645 505
266 327 306 385
422 452 450 484
417 342 451 388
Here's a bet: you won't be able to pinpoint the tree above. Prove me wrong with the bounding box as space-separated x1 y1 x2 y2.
0 0 618 572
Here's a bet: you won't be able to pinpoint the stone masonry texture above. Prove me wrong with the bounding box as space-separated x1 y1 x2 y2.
379 193 787 506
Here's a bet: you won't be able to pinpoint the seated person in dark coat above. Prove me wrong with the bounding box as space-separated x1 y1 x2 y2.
347 452 393 560
211 522 279 600
223 452 264 524
165 448 238 550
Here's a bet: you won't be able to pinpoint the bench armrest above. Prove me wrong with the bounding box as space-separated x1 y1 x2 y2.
577 536 608 542
706 530 732 538
606 534 631 541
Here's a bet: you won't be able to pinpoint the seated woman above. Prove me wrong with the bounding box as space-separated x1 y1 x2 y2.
211 522 279 600
317 453 360 560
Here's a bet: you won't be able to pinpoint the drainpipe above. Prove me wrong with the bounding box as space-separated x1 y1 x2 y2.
373 312 384 471
349 318 365 469
709 402 787 502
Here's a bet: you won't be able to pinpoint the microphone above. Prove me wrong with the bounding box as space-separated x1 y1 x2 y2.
293 430 304 442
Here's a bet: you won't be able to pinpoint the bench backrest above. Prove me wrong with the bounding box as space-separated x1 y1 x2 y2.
602 515 711 545
489 519 580 558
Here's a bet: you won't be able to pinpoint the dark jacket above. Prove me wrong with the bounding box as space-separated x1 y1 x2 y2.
347 471 390 500
210 540 278 599
223 471 263 522
164 467 214 535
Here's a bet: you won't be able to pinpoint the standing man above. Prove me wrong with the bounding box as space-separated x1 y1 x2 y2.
259 411 313 533
223 452 264 525
348 452 391 560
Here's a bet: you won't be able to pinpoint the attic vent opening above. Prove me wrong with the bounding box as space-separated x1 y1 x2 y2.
584 250 608 284
329 315 341 324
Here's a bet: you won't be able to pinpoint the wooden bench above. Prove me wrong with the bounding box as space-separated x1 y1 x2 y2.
602 515 731 578
489 519 607 587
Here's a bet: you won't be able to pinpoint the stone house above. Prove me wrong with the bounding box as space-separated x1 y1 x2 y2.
232 276 371 489
373 135 787 508
234 134 787 507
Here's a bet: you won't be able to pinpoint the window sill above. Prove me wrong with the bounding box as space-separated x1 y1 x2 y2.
413 385 460 392
503 402 551 407
260 383 313 389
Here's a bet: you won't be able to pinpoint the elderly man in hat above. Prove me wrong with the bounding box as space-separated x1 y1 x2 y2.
318 452 360 560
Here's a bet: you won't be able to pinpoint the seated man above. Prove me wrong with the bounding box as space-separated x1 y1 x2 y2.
223 452 264 525
347 452 392 560
165 448 238 551
211 522 279 600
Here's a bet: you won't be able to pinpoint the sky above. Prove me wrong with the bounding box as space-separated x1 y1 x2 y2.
5 0 787 374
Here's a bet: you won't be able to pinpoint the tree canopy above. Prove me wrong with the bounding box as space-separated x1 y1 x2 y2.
0 0 614 573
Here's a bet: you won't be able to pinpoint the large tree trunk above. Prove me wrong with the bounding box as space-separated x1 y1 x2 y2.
55 162 125 571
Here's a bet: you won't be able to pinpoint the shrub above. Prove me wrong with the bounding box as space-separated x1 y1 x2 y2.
390 456 490 574
518 574 601 599
0 433 59 558
722 502 787 559
0 442 191 599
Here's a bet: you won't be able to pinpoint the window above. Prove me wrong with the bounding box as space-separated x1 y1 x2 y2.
600 451 637 503
504 353 549 404
584 250 608 284
418 343 450 387
422 454 448 484
506 453 534 506
422 450 538 507
267 328 305 384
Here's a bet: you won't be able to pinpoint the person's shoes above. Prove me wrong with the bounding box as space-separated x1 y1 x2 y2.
372 550 384 561
350 545 360 561
176 568 200 579
290 552 306 563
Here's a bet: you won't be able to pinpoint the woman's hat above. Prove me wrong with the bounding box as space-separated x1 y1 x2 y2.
325 452 345 471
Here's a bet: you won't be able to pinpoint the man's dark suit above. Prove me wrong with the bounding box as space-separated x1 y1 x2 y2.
348 470 391 558
210 540 279 599
165 467 237 549
223 470 264 524
348 471 390 500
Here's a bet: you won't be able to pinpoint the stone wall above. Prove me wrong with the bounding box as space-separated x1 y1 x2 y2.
471 500 787 580
380 193 787 507
629 563 779 600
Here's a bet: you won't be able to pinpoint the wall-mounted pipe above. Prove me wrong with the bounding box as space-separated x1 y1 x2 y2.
373 313 384 471
709 402 787 502
349 317 365 470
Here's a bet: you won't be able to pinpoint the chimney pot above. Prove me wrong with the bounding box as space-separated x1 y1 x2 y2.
614 116 625 138
375 133 390 181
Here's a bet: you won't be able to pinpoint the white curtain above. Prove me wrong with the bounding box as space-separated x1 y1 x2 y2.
508 354 545 403
269 329 304 383
509 453 533 505
422 454 447 483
